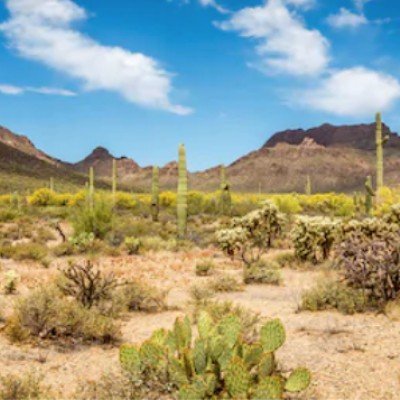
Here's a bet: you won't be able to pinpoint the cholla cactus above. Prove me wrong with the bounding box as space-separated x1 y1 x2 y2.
119 312 311 399
177 144 188 239
151 166 160 222
292 216 339 264
4 270 19 294
337 227 400 304
216 201 283 265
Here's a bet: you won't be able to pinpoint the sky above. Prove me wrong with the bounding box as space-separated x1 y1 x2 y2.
0 0 400 171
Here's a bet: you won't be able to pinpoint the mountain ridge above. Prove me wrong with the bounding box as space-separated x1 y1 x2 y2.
1 122 400 193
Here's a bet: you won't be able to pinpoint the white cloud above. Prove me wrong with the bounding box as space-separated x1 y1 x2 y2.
198 0 229 14
299 67 400 117
284 0 315 9
327 8 367 29
354 0 371 12
0 0 192 115
216 0 329 76
0 83 76 96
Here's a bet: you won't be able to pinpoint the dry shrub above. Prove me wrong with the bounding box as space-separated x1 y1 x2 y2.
120 281 168 313
243 259 282 285
58 260 119 308
0 242 48 262
300 279 368 315
6 286 120 344
0 370 49 400
195 258 215 276
209 273 243 292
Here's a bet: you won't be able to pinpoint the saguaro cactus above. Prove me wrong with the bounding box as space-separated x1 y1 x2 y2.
112 159 117 202
305 175 312 195
365 175 375 215
151 165 160 222
220 165 232 215
89 167 95 212
177 144 188 239
49 177 54 192
376 112 389 191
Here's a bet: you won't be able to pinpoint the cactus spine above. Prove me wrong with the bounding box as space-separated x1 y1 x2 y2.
151 165 160 222
177 144 187 240
305 175 311 195
89 167 95 212
220 165 232 215
112 159 117 203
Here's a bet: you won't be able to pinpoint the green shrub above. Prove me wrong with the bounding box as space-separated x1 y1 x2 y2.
3 270 18 294
0 208 18 223
72 199 113 239
195 259 215 276
243 260 281 285
124 237 141 255
0 243 48 262
141 236 178 252
300 279 368 315
6 287 120 343
119 313 311 399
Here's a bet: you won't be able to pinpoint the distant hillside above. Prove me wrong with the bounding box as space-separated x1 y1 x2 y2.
1 121 400 194
0 126 108 193
263 123 400 151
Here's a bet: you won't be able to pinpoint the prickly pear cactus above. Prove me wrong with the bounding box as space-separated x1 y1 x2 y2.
119 312 311 399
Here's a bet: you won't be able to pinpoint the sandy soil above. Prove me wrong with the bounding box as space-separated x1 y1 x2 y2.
0 249 399 399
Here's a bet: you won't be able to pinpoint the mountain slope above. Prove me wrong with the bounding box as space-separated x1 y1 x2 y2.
263 123 400 151
1 122 400 194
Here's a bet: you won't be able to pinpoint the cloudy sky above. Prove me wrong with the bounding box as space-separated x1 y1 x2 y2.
0 0 399 170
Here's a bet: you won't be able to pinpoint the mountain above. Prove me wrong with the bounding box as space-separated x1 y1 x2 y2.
1 122 400 193
0 126 108 193
73 146 140 177
263 123 400 151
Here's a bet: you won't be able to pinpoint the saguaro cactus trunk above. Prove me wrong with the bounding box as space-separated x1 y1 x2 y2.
49 177 54 192
365 175 375 215
112 159 117 203
220 165 232 215
89 167 95 212
151 165 160 222
376 112 385 191
305 175 311 195
177 144 188 240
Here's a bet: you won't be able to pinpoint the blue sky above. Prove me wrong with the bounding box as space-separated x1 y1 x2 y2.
0 0 399 171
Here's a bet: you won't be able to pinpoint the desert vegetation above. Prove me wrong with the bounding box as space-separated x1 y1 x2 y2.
0 115 400 399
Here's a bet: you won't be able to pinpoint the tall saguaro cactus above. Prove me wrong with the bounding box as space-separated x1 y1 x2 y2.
89 167 95 212
305 175 312 195
220 165 232 215
177 144 188 240
376 112 388 191
112 159 117 202
365 175 375 215
151 165 160 222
